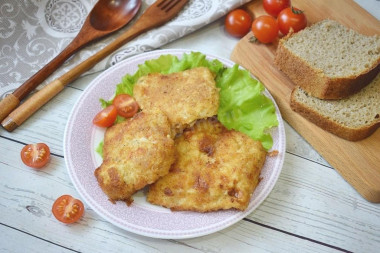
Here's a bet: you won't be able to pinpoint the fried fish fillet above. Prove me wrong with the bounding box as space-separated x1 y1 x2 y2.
147 118 267 212
94 109 175 204
133 67 219 133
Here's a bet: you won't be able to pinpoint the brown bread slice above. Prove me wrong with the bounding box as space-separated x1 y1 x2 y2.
290 73 380 141
275 19 380 99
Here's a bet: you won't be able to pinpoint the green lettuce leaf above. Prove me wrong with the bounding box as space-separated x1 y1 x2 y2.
112 52 225 97
99 52 278 150
216 65 278 150
96 141 104 157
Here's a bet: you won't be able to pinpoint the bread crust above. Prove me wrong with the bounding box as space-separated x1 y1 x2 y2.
290 87 380 141
275 33 380 100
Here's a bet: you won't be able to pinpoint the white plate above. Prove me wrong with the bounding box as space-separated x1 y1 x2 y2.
64 49 286 239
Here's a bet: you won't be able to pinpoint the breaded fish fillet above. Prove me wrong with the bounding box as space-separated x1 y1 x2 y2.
133 67 219 133
147 118 267 212
94 109 175 204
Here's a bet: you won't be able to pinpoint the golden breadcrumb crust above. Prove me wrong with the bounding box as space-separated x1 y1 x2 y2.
147 118 267 212
133 67 219 133
94 110 175 204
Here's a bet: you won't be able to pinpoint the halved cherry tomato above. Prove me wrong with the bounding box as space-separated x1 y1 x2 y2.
93 105 117 127
251 15 279 43
263 0 291 17
225 9 252 37
21 143 50 169
112 94 139 118
52 195 84 224
277 7 307 35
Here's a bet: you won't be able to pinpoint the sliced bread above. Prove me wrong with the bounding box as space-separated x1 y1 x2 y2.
275 19 380 99
290 73 380 141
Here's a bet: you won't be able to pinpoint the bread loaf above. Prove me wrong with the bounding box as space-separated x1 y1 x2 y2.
290 73 380 141
275 19 380 99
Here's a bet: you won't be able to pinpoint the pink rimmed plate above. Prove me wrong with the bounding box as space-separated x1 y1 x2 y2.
63 49 286 239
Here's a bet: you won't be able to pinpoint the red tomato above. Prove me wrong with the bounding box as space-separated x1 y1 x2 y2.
21 143 50 169
93 105 117 127
52 195 84 224
225 9 252 37
251 15 279 43
263 0 291 17
277 7 307 35
112 94 139 118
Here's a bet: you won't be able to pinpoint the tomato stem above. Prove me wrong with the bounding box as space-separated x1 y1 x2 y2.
291 6 304 15
249 36 259 43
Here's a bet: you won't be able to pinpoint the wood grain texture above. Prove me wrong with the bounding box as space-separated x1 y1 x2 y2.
1 59 379 253
2 1 380 251
0 226 72 253
0 0 189 132
1 137 379 252
0 94 19 123
2 79 65 131
232 0 380 202
0 0 142 124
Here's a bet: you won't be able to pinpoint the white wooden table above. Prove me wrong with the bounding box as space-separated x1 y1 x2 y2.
1 1 380 252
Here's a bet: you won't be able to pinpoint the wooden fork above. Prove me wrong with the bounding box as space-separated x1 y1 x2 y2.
1 0 189 132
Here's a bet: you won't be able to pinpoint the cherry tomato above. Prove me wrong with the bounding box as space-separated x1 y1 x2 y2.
277 7 307 35
112 94 139 118
21 143 50 169
93 105 117 127
225 9 252 37
263 0 291 17
52 195 84 224
251 15 279 43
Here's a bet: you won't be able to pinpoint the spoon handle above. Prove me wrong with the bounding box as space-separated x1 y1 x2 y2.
1 22 151 131
0 36 90 122
1 0 190 132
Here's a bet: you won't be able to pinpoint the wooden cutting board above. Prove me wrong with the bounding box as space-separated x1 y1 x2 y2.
231 0 380 202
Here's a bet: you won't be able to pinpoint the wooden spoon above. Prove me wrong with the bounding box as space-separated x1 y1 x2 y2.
0 0 142 122
1 0 189 132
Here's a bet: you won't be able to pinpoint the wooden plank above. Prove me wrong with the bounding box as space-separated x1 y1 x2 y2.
0 86 82 155
0 225 73 253
232 0 380 202
0 139 188 253
1 138 379 252
0 63 329 167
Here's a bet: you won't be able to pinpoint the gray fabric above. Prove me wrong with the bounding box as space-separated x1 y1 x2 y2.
0 0 250 98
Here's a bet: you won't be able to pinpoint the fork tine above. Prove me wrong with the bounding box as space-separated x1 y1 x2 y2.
157 0 188 12
157 0 169 8
135 0 189 29
160 0 182 11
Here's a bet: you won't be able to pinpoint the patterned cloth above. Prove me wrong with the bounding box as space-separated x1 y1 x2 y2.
0 0 250 99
